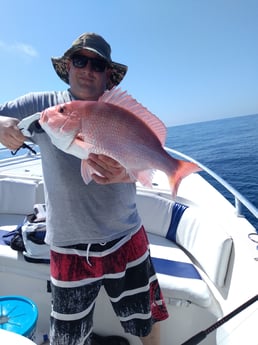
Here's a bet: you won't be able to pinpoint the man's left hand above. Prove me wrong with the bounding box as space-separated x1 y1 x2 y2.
87 153 135 184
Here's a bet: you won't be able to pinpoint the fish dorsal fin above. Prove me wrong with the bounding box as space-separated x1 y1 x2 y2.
98 88 166 145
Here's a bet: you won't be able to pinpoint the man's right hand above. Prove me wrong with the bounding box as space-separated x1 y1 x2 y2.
0 116 26 150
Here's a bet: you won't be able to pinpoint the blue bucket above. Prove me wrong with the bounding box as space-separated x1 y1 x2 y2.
0 295 38 339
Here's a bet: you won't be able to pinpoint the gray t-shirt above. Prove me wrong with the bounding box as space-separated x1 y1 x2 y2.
0 90 142 246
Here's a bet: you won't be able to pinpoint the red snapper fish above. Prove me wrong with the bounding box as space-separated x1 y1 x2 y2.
39 88 201 197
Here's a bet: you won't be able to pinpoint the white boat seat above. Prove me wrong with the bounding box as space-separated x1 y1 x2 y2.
172 206 233 288
148 233 212 307
0 178 45 215
136 191 233 300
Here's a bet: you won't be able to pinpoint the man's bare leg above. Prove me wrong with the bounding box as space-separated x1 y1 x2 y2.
139 322 160 345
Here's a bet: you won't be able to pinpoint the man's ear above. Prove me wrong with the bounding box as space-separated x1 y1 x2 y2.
106 69 112 89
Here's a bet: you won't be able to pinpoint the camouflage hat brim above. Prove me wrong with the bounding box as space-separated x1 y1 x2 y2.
51 55 127 90
51 33 128 90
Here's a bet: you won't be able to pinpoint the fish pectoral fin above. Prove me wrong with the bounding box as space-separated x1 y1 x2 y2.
81 159 96 184
133 169 154 187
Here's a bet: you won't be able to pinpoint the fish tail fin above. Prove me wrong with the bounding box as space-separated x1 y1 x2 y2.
168 160 201 198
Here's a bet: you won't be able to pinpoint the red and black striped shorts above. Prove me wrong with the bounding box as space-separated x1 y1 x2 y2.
49 226 168 344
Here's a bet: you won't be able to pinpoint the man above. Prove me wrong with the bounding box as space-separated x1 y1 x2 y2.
0 33 168 345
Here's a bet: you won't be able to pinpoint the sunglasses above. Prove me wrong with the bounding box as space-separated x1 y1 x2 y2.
71 54 108 73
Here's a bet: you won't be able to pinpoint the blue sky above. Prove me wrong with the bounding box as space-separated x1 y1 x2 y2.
0 0 258 126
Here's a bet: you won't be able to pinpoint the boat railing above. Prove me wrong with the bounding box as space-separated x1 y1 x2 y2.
1 144 257 220
0 143 39 164
165 147 258 220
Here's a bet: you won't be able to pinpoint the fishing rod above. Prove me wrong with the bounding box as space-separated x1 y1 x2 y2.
181 294 258 345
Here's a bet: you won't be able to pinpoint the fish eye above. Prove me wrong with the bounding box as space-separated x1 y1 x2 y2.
59 105 65 113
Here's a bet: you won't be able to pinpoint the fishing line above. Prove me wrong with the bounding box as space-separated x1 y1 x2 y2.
11 143 37 155
181 294 258 345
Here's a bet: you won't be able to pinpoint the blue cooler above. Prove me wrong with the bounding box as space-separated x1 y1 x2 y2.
0 295 38 339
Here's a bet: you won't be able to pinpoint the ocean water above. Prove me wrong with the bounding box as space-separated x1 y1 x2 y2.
166 114 258 231
1 114 257 230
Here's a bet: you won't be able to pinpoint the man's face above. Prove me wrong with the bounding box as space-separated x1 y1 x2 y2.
67 49 111 101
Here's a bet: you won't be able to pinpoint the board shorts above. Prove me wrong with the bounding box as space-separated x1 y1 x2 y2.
49 226 169 344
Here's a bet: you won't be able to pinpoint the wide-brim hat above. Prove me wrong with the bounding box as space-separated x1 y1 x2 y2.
51 33 128 90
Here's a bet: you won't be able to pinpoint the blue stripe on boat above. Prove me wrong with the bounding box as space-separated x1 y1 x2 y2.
152 257 201 280
166 202 188 242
